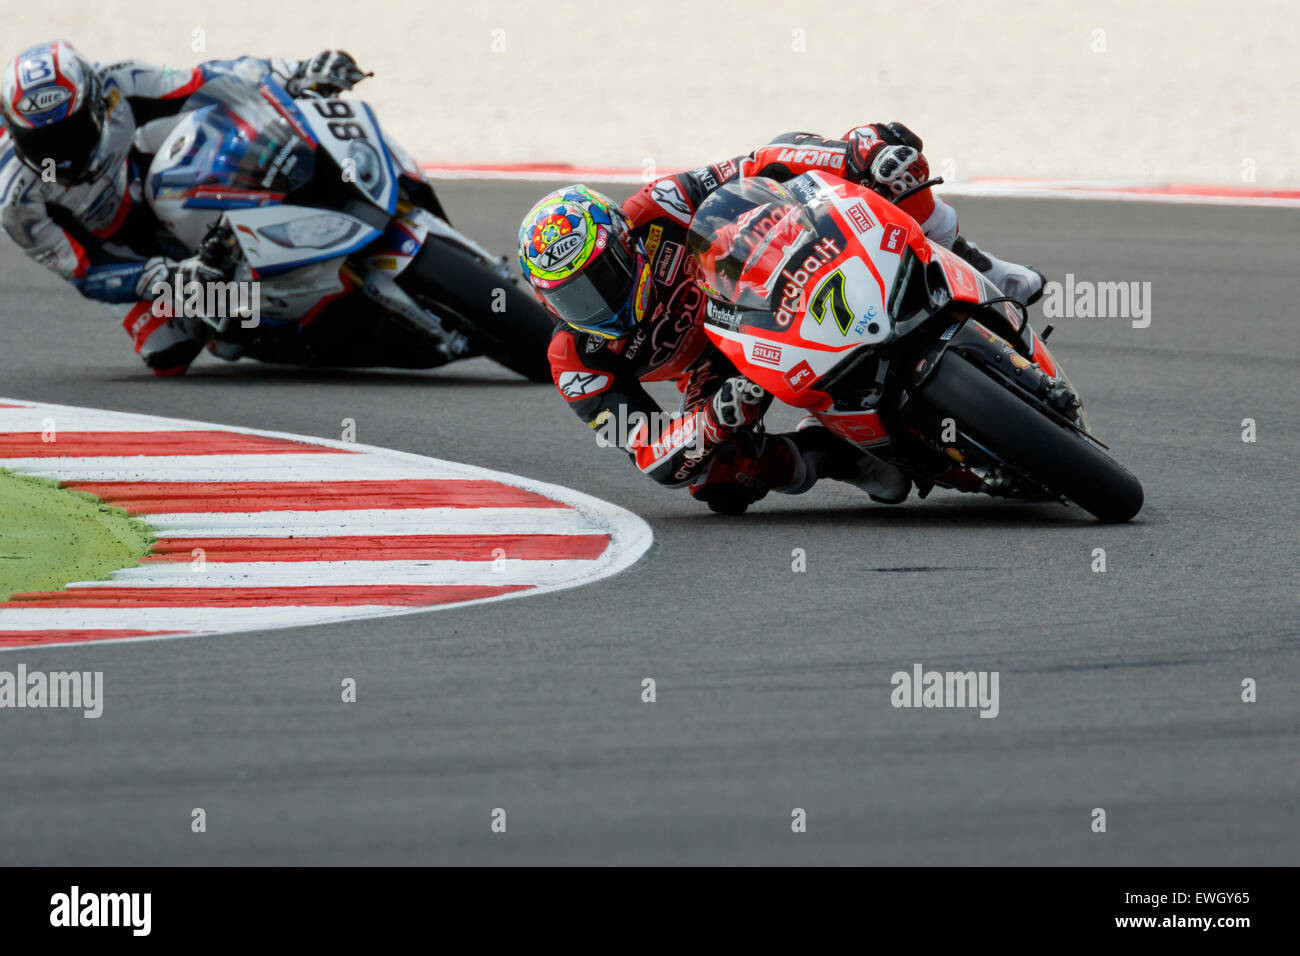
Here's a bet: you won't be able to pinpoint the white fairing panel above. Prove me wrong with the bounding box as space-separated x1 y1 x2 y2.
147 111 216 249
796 256 893 349
295 98 397 214
819 173 911 306
223 204 379 273
250 259 348 320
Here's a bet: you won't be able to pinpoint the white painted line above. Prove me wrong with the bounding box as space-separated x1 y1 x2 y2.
0 406 214 431
425 167 659 184
0 605 446 633
936 182 1300 209
0 454 465 482
147 508 609 537
78 558 603 588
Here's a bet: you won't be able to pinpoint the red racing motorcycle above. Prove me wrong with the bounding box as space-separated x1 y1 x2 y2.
687 172 1143 522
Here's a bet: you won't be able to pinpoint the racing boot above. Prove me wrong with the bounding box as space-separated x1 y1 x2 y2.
952 235 1046 306
909 198 1044 306
786 421 912 504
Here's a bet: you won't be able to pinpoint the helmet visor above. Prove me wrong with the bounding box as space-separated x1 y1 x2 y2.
537 238 641 338
9 100 104 183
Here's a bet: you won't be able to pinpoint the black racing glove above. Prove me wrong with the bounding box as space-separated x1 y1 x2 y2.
287 50 372 97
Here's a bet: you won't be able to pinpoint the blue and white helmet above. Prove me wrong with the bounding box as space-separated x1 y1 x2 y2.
2 41 108 183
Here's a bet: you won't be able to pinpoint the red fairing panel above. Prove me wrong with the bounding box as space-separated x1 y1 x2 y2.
814 408 891 447
706 177 928 410
921 243 985 305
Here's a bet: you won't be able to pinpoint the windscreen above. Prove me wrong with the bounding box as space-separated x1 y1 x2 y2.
687 178 817 311
177 76 313 194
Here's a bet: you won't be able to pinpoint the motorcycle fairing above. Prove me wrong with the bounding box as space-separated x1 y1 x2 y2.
251 83 398 218
813 406 892 448
229 257 348 322
221 204 379 277
292 93 398 216
700 172 1029 412
149 77 395 256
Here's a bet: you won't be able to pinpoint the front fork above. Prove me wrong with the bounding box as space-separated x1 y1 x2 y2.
905 317 1101 492
350 206 505 360
859 316 1085 496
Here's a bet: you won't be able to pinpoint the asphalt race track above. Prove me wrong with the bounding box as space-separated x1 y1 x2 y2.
1 182 1296 865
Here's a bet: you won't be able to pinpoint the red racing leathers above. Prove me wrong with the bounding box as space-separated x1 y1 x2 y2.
546 128 953 497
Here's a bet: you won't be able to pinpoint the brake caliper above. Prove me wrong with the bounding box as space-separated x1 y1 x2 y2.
1045 383 1081 416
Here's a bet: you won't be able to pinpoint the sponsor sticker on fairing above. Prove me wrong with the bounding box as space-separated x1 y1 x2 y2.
751 342 782 366
784 360 816 391
786 175 829 208
705 298 744 330
880 223 907 253
775 236 840 327
845 201 876 236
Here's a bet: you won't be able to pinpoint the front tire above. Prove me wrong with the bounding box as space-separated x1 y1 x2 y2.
400 235 555 382
919 354 1144 522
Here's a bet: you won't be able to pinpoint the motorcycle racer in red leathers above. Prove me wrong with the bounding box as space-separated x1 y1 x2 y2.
520 124 1046 513
0 41 372 374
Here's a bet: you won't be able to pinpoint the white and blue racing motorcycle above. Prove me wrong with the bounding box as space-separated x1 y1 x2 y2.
146 76 554 379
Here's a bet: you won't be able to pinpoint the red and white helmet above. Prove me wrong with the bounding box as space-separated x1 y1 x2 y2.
2 41 107 183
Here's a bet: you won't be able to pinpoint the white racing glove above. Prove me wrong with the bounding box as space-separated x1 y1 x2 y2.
869 144 930 198
133 256 175 301
709 377 768 430
134 256 226 301
134 255 232 336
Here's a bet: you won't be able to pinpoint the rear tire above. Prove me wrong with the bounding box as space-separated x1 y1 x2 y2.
400 235 555 382
919 354 1143 522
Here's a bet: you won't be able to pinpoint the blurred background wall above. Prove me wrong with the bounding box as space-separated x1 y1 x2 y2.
6 0 1295 185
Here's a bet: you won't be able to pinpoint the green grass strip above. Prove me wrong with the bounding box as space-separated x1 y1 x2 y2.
0 468 155 601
